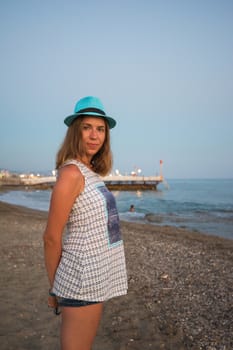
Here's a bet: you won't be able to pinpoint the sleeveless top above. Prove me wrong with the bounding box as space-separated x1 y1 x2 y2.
52 160 128 301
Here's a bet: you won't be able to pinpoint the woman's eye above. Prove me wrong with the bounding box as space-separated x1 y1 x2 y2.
97 127 105 132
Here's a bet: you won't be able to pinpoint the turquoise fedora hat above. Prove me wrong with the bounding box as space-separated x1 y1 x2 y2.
64 96 116 129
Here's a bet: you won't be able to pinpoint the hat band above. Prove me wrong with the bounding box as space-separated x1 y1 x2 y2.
77 107 106 116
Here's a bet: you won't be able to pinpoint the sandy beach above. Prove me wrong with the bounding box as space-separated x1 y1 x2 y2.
0 200 232 350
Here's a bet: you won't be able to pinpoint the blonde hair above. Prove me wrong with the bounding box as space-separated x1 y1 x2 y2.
56 117 113 176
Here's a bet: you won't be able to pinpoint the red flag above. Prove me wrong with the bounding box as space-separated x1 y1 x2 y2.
160 160 163 164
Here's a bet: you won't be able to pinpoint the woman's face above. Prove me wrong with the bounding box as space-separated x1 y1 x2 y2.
80 117 106 159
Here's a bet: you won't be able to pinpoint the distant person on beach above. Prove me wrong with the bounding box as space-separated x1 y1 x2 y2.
129 204 135 212
43 96 128 350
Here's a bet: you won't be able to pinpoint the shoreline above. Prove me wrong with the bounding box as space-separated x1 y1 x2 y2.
0 201 233 349
0 188 232 240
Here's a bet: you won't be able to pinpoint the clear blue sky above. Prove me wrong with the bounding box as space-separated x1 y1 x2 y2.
0 0 232 178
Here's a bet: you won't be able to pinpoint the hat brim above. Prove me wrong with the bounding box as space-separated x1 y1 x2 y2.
64 112 116 129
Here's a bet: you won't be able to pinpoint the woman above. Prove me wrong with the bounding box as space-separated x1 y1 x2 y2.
43 96 128 350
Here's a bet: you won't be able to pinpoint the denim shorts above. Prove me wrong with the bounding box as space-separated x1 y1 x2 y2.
57 297 100 307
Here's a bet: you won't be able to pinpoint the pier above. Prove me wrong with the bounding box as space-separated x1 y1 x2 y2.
103 175 163 190
20 175 163 190
1 174 163 191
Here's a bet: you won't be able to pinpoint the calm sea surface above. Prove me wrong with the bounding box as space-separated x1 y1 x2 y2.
1 179 233 240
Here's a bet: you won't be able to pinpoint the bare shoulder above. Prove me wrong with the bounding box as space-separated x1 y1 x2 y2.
58 164 83 181
56 164 84 194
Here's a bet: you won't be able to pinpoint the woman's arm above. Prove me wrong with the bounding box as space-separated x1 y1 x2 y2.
43 164 84 289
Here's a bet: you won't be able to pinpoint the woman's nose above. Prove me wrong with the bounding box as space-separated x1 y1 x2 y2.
90 128 97 138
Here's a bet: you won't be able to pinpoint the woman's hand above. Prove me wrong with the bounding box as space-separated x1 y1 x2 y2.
48 295 61 315
48 295 58 308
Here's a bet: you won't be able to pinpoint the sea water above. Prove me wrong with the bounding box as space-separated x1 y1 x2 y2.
0 179 233 240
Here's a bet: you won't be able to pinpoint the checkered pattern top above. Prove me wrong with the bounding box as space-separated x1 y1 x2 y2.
52 160 128 301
